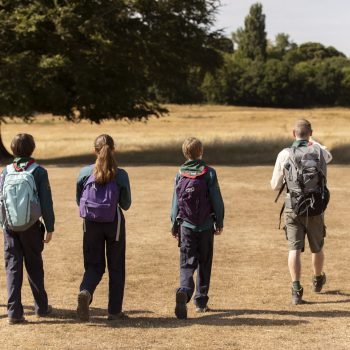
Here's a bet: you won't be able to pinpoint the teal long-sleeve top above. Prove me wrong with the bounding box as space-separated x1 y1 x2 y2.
76 165 131 211
171 159 225 232
1 158 55 232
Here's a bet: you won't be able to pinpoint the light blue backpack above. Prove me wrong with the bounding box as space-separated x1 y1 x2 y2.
0 163 42 232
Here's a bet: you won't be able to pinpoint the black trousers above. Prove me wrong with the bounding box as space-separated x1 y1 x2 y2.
4 221 48 319
177 226 214 308
80 211 126 315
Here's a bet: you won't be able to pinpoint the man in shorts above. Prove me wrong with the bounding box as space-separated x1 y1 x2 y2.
271 119 332 304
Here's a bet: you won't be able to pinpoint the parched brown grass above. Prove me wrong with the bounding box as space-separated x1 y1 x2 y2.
0 105 350 349
3 105 350 162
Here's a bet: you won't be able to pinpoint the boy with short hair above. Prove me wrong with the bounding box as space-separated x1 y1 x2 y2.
171 137 224 319
0 133 55 324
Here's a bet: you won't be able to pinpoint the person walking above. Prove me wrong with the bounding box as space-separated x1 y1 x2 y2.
76 134 131 321
0 133 55 324
171 137 224 319
271 119 332 305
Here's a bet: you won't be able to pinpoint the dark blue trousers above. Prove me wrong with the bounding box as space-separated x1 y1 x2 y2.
80 211 126 315
4 221 48 319
177 226 214 308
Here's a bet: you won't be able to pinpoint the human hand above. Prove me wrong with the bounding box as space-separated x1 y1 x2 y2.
44 232 53 243
214 228 223 235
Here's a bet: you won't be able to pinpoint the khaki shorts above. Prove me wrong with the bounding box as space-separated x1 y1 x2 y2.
284 209 326 253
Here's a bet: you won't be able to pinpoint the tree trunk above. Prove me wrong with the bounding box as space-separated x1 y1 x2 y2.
0 123 12 162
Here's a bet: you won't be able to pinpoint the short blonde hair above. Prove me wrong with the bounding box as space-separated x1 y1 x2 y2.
182 137 203 160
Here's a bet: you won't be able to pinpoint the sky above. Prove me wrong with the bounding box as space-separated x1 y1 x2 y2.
215 0 350 57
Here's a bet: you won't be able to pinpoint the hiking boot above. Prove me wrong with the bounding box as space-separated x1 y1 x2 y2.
107 312 128 321
313 272 326 293
77 290 91 322
7 316 26 325
195 305 209 313
291 287 304 305
175 291 187 319
36 305 53 318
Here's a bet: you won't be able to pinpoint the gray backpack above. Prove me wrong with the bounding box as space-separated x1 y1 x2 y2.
0 163 42 232
283 145 329 216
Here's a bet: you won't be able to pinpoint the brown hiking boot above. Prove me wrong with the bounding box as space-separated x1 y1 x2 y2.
291 287 304 305
313 272 326 293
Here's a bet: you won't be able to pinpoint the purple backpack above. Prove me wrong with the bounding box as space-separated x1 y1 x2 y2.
79 174 119 222
176 168 212 225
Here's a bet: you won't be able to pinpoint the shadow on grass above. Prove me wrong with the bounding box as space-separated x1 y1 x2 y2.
22 305 307 327
38 140 350 166
210 307 350 319
1 138 350 166
329 144 350 164
36 137 292 167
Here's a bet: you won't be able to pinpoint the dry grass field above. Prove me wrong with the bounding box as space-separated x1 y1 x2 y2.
0 105 350 349
2 105 350 164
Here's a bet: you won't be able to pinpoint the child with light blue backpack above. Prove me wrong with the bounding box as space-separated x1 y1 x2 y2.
0 133 55 324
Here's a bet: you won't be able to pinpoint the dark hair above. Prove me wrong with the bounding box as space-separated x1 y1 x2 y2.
93 134 117 184
10 133 36 157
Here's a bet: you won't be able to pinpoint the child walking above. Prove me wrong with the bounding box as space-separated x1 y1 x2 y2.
171 137 224 319
76 134 131 321
0 133 55 324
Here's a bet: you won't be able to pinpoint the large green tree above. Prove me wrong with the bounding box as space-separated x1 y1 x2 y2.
0 0 221 122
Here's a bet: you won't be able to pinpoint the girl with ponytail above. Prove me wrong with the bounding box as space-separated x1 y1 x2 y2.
76 134 131 321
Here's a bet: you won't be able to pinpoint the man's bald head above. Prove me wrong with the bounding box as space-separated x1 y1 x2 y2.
293 119 312 140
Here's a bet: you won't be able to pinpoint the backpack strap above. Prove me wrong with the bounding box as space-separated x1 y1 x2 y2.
25 162 39 174
274 181 286 203
278 202 285 229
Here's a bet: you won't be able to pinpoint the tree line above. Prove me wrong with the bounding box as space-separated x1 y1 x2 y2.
0 1 349 126
165 3 350 108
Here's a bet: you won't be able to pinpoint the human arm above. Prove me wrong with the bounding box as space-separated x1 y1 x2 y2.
207 168 224 232
270 149 289 191
117 169 132 211
44 232 53 243
309 137 333 164
36 168 55 234
170 173 180 237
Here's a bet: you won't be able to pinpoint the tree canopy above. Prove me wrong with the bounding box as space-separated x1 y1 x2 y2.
1 1 350 122
0 0 221 122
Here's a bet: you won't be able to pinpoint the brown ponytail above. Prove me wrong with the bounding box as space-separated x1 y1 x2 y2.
93 134 117 184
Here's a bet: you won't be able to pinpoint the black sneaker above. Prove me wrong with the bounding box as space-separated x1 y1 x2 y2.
313 272 326 293
291 287 304 305
107 312 128 321
7 316 26 325
77 290 91 322
175 291 187 319
36 305 53 318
